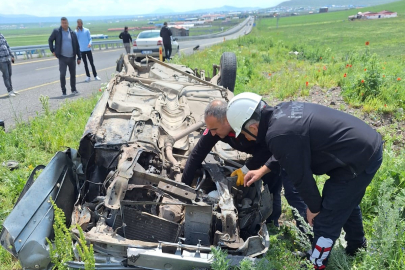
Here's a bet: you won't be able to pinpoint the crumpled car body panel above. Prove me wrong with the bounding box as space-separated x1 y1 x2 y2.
1 51 271 270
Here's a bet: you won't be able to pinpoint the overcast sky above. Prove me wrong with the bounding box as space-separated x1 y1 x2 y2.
0 0 286 17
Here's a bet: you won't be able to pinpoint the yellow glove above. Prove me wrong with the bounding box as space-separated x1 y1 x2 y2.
231 166 249 186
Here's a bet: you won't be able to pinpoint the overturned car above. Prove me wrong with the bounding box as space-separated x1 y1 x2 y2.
1 53 273 270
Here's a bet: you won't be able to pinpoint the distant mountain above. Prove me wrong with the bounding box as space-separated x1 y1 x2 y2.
152 8 176 14
0 15 136 24
0 5 259 24
186 5 260 14
277 0 399 7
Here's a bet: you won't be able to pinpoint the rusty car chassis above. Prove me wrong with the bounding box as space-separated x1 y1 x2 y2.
1 54 272 270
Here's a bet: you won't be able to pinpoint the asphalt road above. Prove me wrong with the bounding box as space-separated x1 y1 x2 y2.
0 21 253 129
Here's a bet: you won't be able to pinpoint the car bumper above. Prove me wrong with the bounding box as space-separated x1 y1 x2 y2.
132 47 178 57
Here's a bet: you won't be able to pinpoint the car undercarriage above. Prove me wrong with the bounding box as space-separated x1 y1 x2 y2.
1 53 273 270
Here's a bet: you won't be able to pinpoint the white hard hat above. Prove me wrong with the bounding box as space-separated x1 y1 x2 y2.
226 92 262 137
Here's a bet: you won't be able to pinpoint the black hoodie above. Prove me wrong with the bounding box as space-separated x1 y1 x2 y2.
257 102 382 213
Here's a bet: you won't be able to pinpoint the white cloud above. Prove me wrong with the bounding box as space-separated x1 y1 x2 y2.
0 0 284 17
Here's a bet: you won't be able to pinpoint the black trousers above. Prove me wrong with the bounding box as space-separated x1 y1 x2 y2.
263 170 307 226
81 51 97 77
58 56 76 93
309 144 383 269
164 43 172 59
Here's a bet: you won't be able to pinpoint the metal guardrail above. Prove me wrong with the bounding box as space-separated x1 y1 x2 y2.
10 17 252 59
10 40 127 59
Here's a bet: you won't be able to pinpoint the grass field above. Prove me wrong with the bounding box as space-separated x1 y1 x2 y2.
172 1 405 269
0 1 405 269
1 18 243 46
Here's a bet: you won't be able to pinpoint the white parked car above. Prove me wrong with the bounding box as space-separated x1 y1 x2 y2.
133 30 179 60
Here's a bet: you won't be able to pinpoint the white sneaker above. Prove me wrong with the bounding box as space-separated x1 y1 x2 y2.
95 76 101 81
10 90 19 95
85 77 91 82
8 92 16 97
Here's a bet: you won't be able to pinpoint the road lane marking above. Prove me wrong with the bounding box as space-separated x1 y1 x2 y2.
35 65 59 70
0 66 116 98
13 58 57 66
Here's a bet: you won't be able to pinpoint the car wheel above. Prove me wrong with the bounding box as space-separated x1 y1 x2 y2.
116 55 124 72
218 52 237 92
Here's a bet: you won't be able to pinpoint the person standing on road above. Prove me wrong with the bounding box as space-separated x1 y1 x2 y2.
119 27 132 54
0 33 17 97
226 93 383 269
76 19 100 83
160 22 172 60
48 17 81 96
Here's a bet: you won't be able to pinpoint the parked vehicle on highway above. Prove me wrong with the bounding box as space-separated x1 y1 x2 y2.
0 53 271 270
133 30 179 60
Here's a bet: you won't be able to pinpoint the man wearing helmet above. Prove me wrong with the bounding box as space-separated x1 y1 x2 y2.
226 92 383 269
182 99 307 227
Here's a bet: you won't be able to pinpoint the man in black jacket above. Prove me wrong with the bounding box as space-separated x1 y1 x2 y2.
48 17 81 96
160 22 172 60
182 100 307 226
226 93 383 269
119 27 132 54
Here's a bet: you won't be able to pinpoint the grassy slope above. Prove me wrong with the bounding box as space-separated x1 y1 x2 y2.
276 0 399 7
0 2 404 269
0 94 101 269
173 1 405 269
267 1 405 57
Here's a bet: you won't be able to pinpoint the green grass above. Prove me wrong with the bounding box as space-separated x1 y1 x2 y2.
173 1 405 269
0 94 101 269
173 2 405 115
1 2 405 269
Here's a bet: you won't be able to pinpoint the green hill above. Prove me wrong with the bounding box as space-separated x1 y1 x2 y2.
277 0 400 7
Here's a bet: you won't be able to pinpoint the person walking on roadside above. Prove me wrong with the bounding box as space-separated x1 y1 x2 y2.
160 22 172 60
119 27 132 54
0 33 17 97
76 19 100 83
48 17 81 96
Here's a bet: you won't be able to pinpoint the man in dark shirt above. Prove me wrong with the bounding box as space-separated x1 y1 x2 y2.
160 22 173 60
182 100 307 226
48 17 81 96
226 92 383 269
119 26 132 54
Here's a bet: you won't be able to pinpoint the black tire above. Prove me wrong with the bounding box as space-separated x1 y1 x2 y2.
219 52 237 92
116 55 124 72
